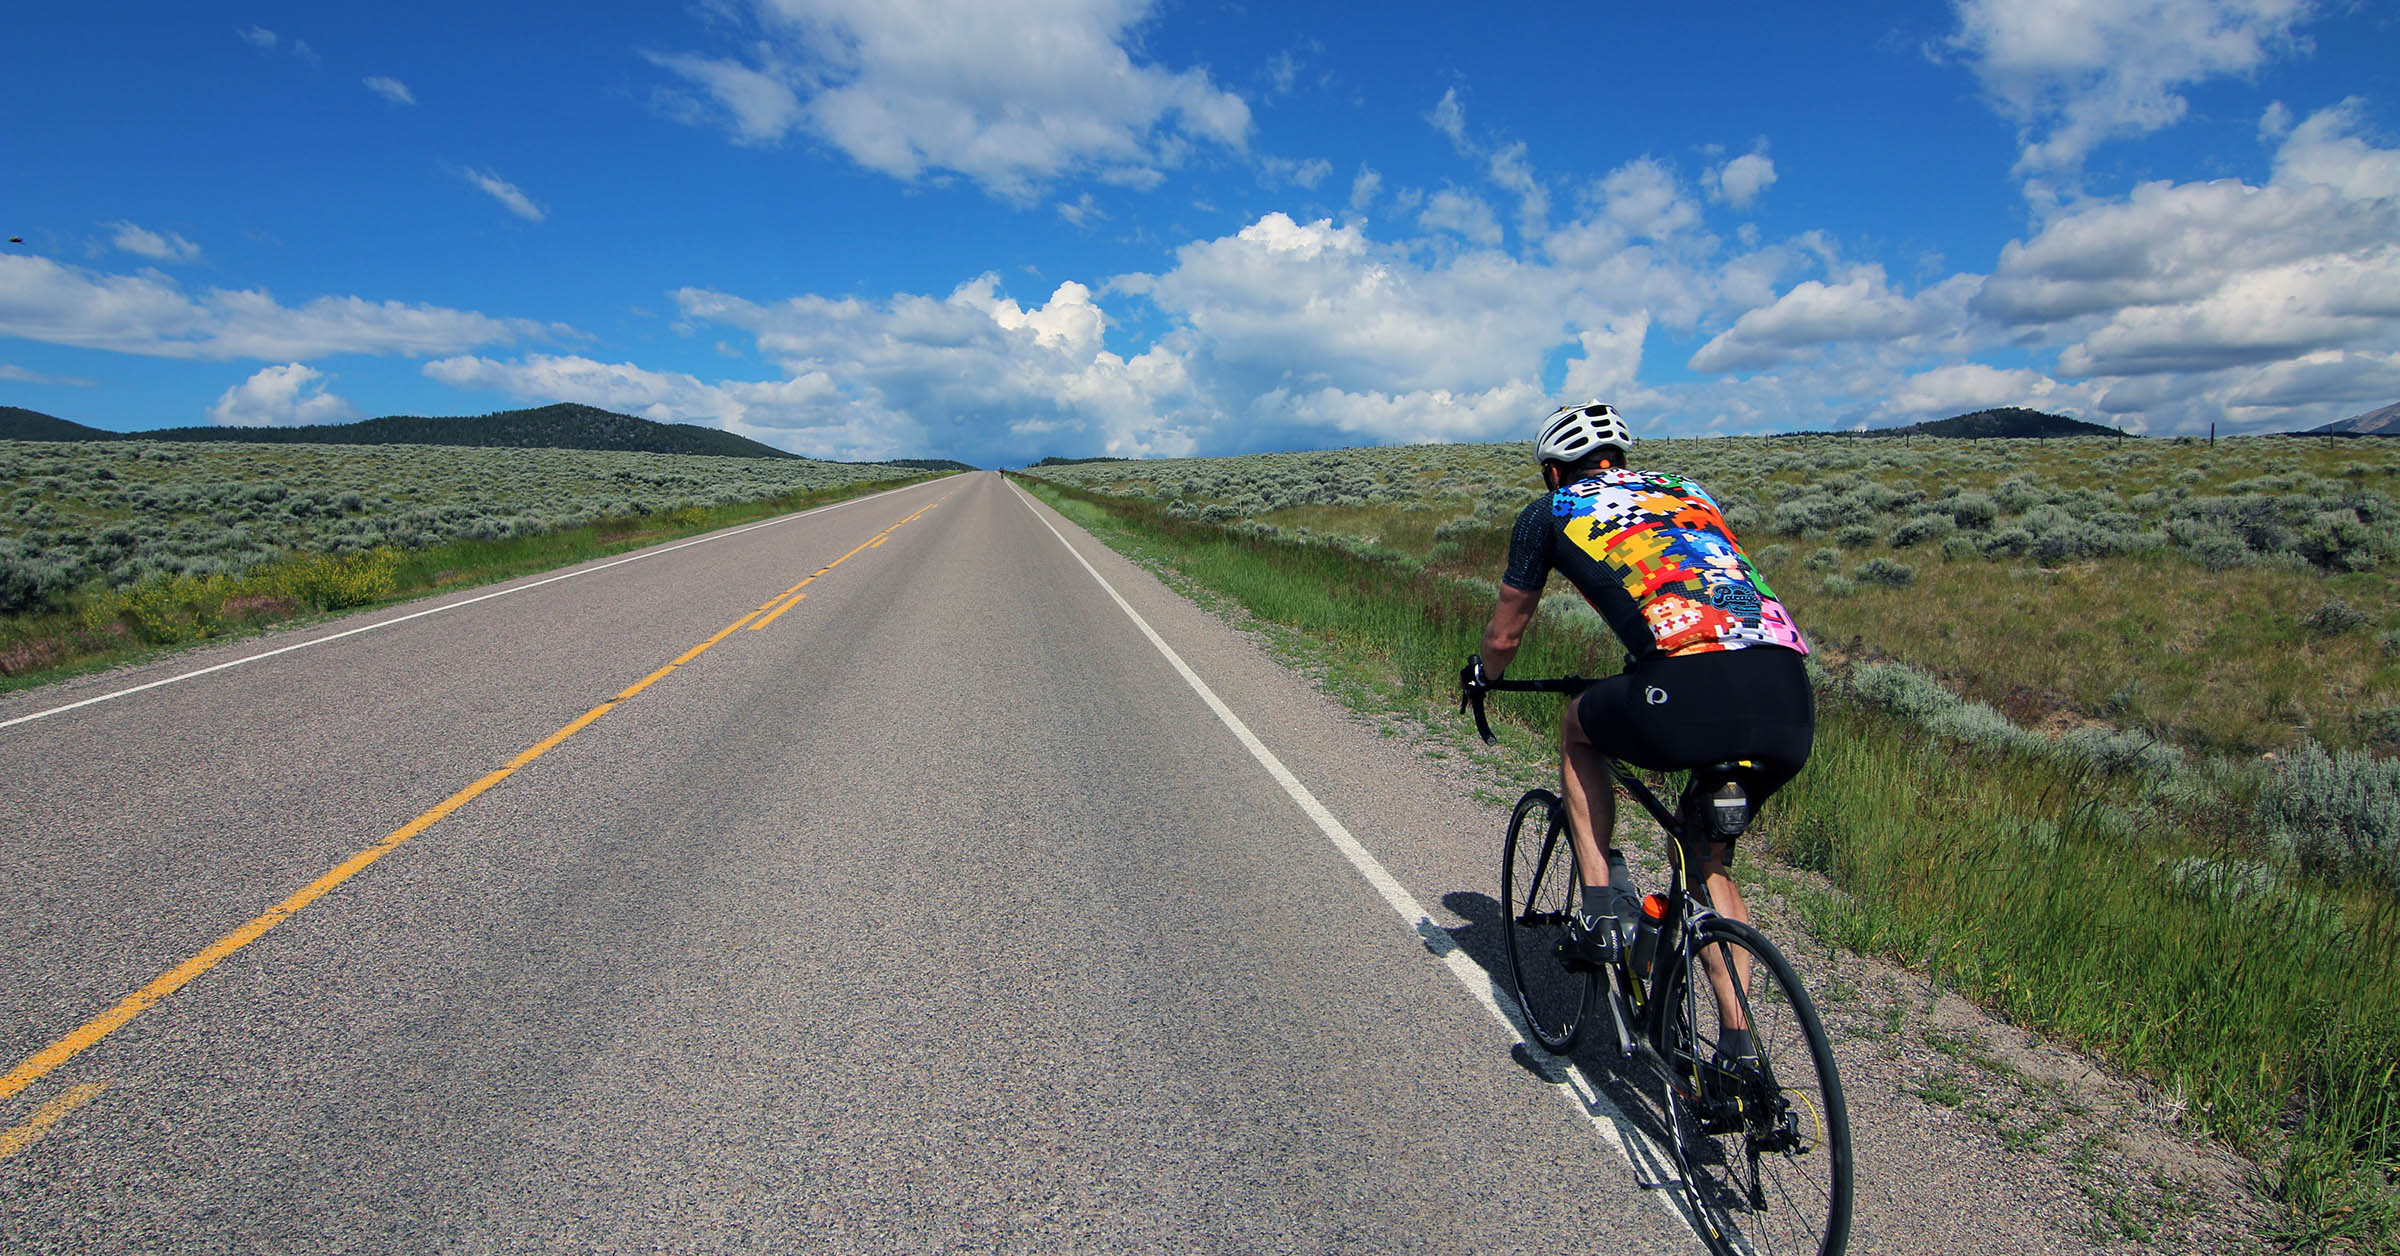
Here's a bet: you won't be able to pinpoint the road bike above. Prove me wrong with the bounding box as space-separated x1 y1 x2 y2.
1463 673 1853 1256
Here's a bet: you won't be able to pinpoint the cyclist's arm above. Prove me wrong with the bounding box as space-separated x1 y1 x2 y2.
1480 498 1553 679
1479 583 1541 679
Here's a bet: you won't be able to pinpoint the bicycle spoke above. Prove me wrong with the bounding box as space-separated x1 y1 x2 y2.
1501 790 1593 1053
1671 920 1853 1256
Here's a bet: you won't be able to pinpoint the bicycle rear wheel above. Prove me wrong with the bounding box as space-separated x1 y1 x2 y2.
1677 918 1853 1256
1500 789 1595 1053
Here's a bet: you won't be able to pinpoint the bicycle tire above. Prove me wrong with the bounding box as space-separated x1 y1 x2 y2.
1674 917 1854 1256
1500 788 1595 1053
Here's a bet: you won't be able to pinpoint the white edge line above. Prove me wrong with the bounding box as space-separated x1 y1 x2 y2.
2 480 928 733
1007 481 1704 1241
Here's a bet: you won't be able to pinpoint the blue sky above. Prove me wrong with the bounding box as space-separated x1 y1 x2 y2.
4 1 2396 464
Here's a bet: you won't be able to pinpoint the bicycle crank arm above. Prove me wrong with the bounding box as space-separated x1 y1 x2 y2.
1603 986 1636 1058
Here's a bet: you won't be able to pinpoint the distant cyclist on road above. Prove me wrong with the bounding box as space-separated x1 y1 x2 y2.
1464 402 1813 1065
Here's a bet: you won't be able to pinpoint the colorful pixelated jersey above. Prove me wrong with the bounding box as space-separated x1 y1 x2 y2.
1502 468 1809 659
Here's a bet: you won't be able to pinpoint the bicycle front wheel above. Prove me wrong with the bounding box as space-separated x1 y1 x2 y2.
1500 788 1594 1053
1680 918 1853 1256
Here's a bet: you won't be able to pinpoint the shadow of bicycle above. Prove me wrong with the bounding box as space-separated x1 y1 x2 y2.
1437 887 1728 1176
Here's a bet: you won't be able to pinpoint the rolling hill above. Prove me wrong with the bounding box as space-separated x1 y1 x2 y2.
2301 401 2400 435
0 403 802 459
1873 407 2124 439
1 406 112 441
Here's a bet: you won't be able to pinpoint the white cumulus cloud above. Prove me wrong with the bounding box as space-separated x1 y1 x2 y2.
1141 213 1573 409
1706 152 1777 210
1690 269 1919 372
1592 157 1704 246
1349 166 1382 211
420 88 2397 457
1881 362 2078 421
1949 0 2316 180
1975 102 2400 383
0 254 566 361
1419 189 1503 246
435 276 1200 463
108 221 202 263
648 0 1251 203
1677 99 2400 433
1561 315 1654 404
2273 97 2400 201
644 52 803 145
208 363 361 427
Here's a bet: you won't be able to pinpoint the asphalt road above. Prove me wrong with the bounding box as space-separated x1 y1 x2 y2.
2 473 1700 1254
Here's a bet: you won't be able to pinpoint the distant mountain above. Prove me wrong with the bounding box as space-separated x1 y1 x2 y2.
1879 407 2124 439
0 402 802 459
2302 401 2400 436
1027 455 1131 467
873 458 980 471
0 406 110 440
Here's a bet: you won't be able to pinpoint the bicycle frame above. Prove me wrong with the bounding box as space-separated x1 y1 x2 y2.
1476 669 1852 1254
1596 770 1724 1093
1466 673 1746 1101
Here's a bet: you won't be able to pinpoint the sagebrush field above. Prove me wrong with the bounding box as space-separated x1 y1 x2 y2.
0 440 912 609
1033 434 2400 757
0 440 927 682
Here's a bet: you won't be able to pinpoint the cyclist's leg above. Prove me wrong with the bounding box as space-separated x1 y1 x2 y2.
1655 648 1813 1049
1558 696 1617 893
1693 838 1756 1036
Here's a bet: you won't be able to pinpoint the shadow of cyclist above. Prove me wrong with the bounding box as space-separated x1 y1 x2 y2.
1439 888 1693 1159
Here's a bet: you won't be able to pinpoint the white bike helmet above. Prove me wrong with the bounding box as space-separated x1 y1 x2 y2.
1535 401 1631 466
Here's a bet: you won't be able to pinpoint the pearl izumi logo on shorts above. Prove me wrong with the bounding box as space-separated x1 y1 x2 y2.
1646 686 1670 705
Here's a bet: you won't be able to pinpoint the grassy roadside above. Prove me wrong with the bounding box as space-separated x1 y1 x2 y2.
1017 475 2398 1254
1032 436 2400 760
0 472 946 695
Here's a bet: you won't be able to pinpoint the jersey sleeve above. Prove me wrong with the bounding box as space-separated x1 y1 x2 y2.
1501 498 1553 592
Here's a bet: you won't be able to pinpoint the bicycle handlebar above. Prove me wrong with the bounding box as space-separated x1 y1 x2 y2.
1456 661 1594 745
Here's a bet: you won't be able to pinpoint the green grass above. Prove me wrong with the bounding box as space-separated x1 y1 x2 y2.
1033 434 2400 758
1911 1071 1972 1108
0 473 941 692
0 438 922 612
1019 473 2400 1253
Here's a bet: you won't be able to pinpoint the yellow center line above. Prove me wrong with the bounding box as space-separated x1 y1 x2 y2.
0 1082 107 1161
614 663 680 702
749 496 944 630
505 701 618 769
0 488 951 1110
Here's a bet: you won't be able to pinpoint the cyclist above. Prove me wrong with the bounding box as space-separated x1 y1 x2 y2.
1464 401 1812 1066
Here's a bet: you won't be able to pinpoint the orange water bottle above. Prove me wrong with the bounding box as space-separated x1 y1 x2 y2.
1632 893 1667 979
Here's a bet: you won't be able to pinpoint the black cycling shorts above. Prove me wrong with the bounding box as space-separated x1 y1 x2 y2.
1573 646 1815 806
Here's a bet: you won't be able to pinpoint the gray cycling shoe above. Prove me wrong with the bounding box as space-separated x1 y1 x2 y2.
1561 889 1640 970
1708 1029 1768 1095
